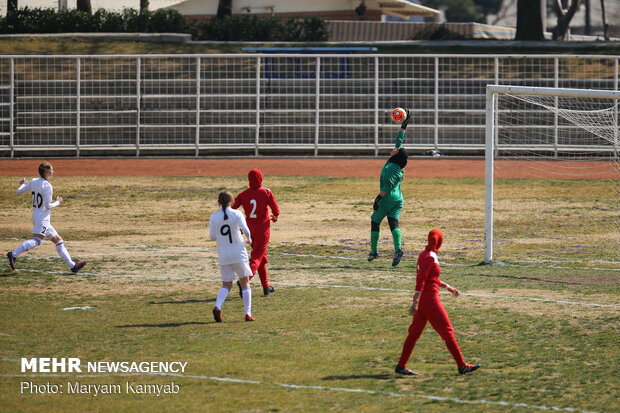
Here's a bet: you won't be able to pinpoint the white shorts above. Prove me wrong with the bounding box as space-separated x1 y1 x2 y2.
219 261 252 282
31 221 58 240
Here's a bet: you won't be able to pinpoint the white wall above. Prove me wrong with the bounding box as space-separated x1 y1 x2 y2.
166 0 360 15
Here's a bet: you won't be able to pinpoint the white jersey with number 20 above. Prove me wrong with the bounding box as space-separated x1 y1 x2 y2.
17 177 58 225
209 207 251 265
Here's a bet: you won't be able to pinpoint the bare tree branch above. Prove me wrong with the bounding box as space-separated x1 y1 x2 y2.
600 0 609 40
489 0 509 25
552 0 581 40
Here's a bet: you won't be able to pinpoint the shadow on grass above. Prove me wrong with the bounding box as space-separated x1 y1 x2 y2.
322 373 394 381
115 321 210 328
149 298 216 305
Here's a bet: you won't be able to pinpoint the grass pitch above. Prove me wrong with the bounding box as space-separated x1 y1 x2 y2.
0 175 618 413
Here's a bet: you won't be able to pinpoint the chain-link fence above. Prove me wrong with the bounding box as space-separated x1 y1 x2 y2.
0 54 617 157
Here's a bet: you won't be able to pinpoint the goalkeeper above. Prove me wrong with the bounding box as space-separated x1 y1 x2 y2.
368 109 410 267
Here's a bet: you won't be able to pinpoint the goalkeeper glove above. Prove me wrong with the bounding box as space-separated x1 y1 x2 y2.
373 194 383 210
400 109 412 130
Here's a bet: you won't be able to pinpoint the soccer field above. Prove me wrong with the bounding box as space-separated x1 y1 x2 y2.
0 168 618 413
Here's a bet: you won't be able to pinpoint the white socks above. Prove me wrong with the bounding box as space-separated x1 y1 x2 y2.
12 238 42 257
55 241 75 269
242 286 252 316
215 285 252 317
12 238 77 270
215 286 231 310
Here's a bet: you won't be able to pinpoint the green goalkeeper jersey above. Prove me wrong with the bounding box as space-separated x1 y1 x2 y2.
379 162 404 204
379 130 406 204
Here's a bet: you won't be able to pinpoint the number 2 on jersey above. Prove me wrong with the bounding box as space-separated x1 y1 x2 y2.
249 199 257 218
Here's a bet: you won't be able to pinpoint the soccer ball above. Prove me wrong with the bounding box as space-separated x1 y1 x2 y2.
392 107 407 124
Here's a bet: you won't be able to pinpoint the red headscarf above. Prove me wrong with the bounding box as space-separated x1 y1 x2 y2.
426 228 443 252
248 168 263 189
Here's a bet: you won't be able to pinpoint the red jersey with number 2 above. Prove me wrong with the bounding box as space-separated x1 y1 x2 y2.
232 169 279 231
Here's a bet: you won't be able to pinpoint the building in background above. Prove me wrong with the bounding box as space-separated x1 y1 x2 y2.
1 0 615 40
163 0 439 21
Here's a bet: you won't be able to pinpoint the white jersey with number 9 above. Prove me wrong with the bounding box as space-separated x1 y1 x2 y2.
209 207 251 265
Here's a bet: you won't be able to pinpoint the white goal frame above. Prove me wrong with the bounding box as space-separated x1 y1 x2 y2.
484 84 620 264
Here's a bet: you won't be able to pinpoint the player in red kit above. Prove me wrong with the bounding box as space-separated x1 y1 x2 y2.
232 169 280 296
395 228 481 376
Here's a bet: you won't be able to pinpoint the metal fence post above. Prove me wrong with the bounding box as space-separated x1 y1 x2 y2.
9 58 14 158
614 57 618 149
434 57 439 150
494 57 499 159
554 57 559 158
255 56 261 156
315 56 320 157
195 56 201 157
76 57 81 158
136 57 141 157
374 56 379 157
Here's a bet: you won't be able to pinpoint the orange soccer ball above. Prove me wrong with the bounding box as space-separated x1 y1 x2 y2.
391 107 407 124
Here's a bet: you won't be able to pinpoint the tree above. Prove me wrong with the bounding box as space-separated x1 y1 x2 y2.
515 0 545 40
583 0 591 34
551 0 581 40
77 0 91 14
7 0 17 13
600 0 609 40
216 0 232 19
422 0 502 23
140 0 149 13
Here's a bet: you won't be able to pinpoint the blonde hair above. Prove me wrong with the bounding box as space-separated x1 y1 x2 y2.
218 191 233 220
38 162 52 178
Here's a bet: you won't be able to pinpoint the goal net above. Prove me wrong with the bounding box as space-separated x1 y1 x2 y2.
484 85 619 269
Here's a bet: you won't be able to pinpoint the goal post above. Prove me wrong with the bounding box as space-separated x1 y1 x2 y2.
484 85 620 265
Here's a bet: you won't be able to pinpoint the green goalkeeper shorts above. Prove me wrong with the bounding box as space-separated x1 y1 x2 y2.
371 199 403 223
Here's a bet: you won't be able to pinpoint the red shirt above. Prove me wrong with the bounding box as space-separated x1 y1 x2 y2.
232 169 280 229
415 249 441 296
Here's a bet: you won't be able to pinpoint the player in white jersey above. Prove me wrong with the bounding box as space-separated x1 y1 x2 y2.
6 162 87 273
209 190 254 322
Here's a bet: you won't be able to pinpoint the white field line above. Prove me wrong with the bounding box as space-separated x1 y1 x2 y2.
0 371 599 413
545 265 620 272
14 250 190 260
16 268 208 282
1 238 214 252
62 306 95 311
504 258 620 265
15 251 620 273
13 269 620 309
3 238 618 271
